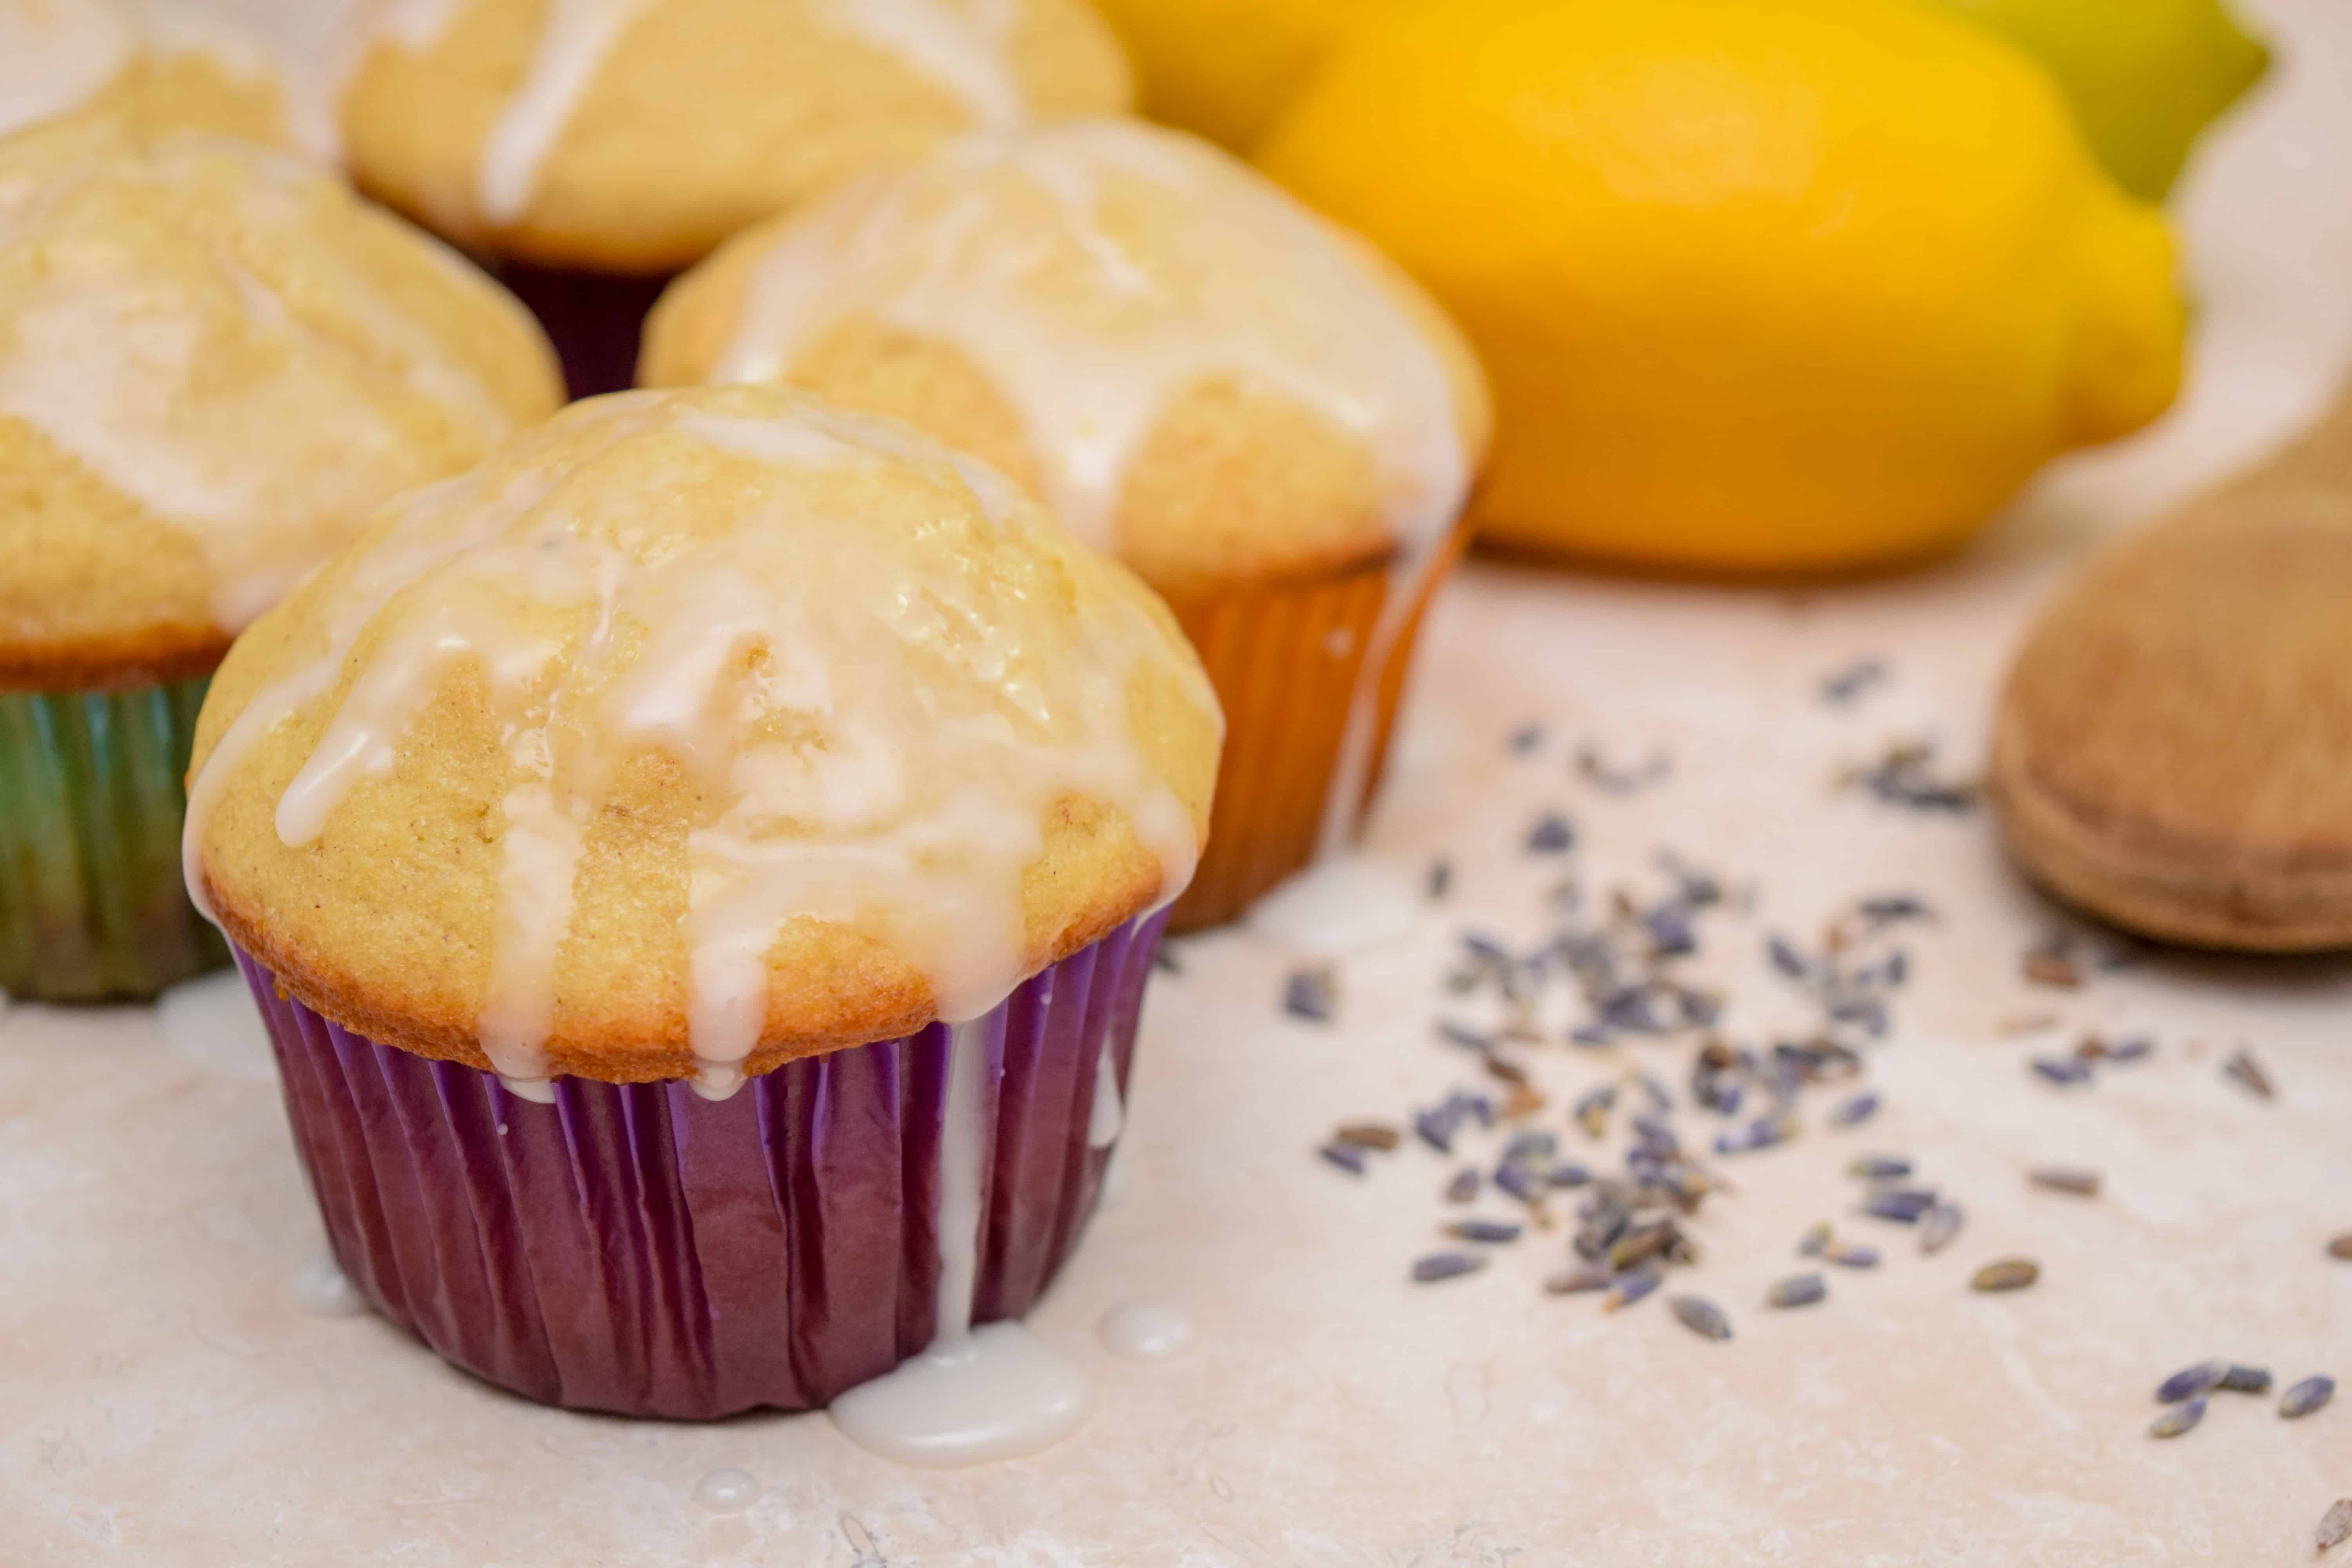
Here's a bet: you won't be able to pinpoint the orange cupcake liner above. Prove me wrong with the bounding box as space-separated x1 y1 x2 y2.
1166 525 1467 932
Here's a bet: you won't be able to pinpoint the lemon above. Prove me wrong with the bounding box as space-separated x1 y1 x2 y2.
1086 0 1397 149
1258 0 2187 574
1933 0 2269 200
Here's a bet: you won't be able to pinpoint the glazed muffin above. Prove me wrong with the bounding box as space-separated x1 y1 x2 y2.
0 118 563 1001
185 385 1218 1428
642 119 1489 929
0 0 315 153
337 0 1134 395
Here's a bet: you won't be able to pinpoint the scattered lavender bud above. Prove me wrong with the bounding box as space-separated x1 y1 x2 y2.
1436 1019 1493 1051
1602 1268 1662 1312
1426 859 1453 900
1493 1161 1543 1205
2218 1365 2272 1396
1318 1142 1367 1176
2155 1361 2228 1404
1548 1161 1594 1189
1526 812 1576 854
1670 1295 1733 1341
2028 1165 2101 1198
2331 1234 2352 1262
2282 1376 2336 1420
1797 1221 1833 1258
1767 1273 1827 1309
1828 1091 1880 1128
1847 1154 1912 1180
1283 966 1336 1023
1767 934 1811 981
1861 1189 1937 1224
1507 723 1545 756
1446 1219 1523 1245
1444 1168 1479 1204
1819 658 1887 705
1414 1103 1463 1154
1334 1122 1401 1152
2150 1398 2207 1439
1920 1201 1965 1256
2319 1500 2352 1555
1970 1258 2039 1292
1544 1264 1612 1296
2221 1046 2274 1102
1411 1252 1486 1284
2103 1035 2154 1063
1822 1240 1880 1269
2031 1056 2094 1087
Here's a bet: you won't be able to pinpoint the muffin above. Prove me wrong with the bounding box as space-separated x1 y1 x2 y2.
185 385 1218 1426
0 0 314 153
0 118 563 1001
641 119 1489 929
337 0 1135 396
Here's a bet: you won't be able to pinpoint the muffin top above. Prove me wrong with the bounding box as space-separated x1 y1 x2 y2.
338 0 1134 273
641 120 1489 599
0 0 314 154
187 385 1220 1093
0 118 564 690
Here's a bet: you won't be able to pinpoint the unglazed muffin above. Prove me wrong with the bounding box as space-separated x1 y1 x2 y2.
185 385 1218 1430
337 0 1134 395
0 118 562 1000
0 0 315 154
641 119 1489 928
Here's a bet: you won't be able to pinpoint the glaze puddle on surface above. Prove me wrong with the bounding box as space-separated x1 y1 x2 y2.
1096 1300 1191 1361
828 1019 1096 1466
289 1253 368 1318
691 1468 759 1514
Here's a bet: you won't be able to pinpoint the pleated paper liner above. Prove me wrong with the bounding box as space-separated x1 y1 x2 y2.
0 675 226 1001
1166 522 1468 932
236 910 1167 1420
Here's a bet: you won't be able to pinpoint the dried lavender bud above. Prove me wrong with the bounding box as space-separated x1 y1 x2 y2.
1847 1154 1913 1180
2221 1046 2274 1102
1284 966 1337 1022
1426 859 1453 901
1860 1189 1937 1224
1971 1258 2039 1292
1819 658 1887 705
1574 1085 1615 1140
1920 1201 1965 1256
1670 1295 1733 1341
1602 1268 1661 1312
1492 1161 1543 1205
1508 723 1545 756
1768 934 1812 981
2103 1035 2154 1063
2218 1365 2272 1396
1797 1221 1833 1258
2028 1165 2102 1198
1548 1161 1594 1189
1413 1105 1461 1155
1446 1219 1524 1245
1435 1019 1493 1052
2155 1361 2228 1404
2031 1056 2094 1087
2319 1499 2352 1555
1153 944 1183 975
1411 1252 1486 1284
1607 1220 1676 1273
2282 1376 2336 1419
2021 949 2082 989
1821 1240 1880 1269
1444 1168 1479 1203
1526 812 1576 854
2149 1398 2206 1439
1544 1264 1613 1296
2332 1234 2352 1262
1502 1130 1558 1164
1334 1122 1401 1152
1828 1091 1879 1128
1767 1273 1827 1309
1318 1142 1367 1176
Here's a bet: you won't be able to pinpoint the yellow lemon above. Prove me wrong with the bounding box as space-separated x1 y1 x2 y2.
1086 0 1399 150
1258 0 2187 574
1933 0 2269 200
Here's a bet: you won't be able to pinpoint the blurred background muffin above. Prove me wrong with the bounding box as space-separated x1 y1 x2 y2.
185 386 1218 1430
642 120 1489 929
0 117 561 1001
0 0 320 154
337 0 1134 396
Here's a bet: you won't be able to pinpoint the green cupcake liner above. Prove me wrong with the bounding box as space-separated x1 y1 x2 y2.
0 675 226 1002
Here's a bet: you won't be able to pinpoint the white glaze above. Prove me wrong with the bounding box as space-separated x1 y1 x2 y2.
1085 1035 1122 1148
289 1253 369 1317
0 140 525 631
0 0 133 139
1096 1299 1189 1361
829 1018 1094 1466
475 0 656 225
691 1468 759 1513
710 120 1471 866
185 392 1205 1098
815 0 1024 127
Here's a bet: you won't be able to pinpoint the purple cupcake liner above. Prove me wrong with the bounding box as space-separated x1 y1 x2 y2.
494 263 674 399
235 911 1166 1420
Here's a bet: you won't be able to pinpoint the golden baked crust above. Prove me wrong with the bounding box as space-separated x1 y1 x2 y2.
639 122 1490 597
191 386 1220 1084
339 0 1133 272
0 119 565 692
1992 389 2352 951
